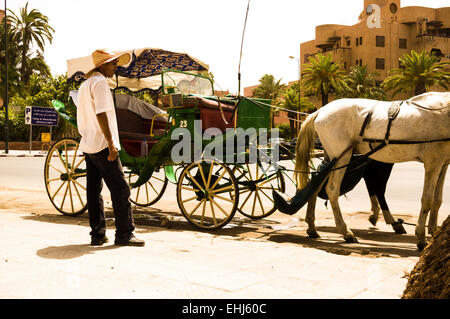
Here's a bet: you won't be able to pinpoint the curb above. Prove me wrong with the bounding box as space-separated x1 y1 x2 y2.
0 154 47 157
0 153 83 158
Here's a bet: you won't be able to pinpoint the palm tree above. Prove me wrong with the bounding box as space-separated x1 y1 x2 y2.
0 20 22 99
382 50 450 97
339 65 386 100
253 74 286 128
301 53 348 106
25 51 51 79
252 74 286 101
277 85 314 139
7 2 55 85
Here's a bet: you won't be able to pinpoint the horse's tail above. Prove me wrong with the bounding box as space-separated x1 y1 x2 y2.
294 111 319 190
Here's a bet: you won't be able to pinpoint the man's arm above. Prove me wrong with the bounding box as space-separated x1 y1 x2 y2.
96 112 118 161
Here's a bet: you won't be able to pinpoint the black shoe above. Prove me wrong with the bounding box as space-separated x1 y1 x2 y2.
114 234 145 247
91 236 109 246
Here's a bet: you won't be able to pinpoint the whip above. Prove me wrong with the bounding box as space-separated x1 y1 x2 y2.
238 0 251 96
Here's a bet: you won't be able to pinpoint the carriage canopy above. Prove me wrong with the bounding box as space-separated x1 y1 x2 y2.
67 48 209 90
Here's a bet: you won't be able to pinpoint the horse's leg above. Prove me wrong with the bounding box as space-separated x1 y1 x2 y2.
305 193 320 238
377 192 407 234
326 150 358 243
373 163 407 234
375 194 406 235
368 195 380 225
364 175 381 226
428 164 448 236
364 161 385 226
416 163 441 250
305 166 330 239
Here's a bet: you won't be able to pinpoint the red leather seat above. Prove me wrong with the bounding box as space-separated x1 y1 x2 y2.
116 108 168 157
182 96 236 132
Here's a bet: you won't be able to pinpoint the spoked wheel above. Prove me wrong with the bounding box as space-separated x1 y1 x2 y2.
232 161 285 219
128 168 168 207
177 160 239 230
44 138 87 216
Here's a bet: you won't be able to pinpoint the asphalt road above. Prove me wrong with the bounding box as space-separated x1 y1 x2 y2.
1 156 448 218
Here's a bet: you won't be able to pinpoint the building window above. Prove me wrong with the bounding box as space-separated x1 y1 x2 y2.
356 60 358 66
344 62 347 69
346 40 350 46
376 36 385 47
356 38 359 46
360 37 363 45
376 58 385 70
431 48 443 61
399 38 407 49
359 59 362 66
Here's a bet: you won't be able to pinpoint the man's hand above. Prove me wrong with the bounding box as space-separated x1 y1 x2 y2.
108 143 119 161
96 112 118 161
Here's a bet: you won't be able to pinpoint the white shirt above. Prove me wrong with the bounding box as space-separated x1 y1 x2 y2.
76 72 121 154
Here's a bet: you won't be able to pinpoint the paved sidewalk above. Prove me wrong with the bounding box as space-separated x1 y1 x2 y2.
0 211 417 299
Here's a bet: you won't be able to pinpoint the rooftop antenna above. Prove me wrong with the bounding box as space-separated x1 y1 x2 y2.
238 0 250 96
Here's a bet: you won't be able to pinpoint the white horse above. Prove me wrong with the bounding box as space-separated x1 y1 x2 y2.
294 92 449 250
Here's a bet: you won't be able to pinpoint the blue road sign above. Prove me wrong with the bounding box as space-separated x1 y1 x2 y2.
25 106 58 126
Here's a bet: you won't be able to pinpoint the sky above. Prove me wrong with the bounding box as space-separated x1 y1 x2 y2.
6 0 450 94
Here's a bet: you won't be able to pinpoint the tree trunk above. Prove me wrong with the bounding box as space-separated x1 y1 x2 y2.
321 94 329 107
414 83 426 96
288 114 296 140
21 49 26 84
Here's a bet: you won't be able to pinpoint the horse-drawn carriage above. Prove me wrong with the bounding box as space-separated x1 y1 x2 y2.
44 48 292 230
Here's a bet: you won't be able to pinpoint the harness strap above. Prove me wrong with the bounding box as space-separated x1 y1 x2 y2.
385 101 402 142
359 105 375 137
329 142 387 173
363 137 450 144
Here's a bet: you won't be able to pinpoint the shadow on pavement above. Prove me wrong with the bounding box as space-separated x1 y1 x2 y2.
22 208 422 259
36 244 121 260
267 232 421 258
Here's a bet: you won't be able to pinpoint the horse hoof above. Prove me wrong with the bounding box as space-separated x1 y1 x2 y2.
307 229 320 238
392 222 407 234
417 240 428 251
344 233 359 243
368 215 378 226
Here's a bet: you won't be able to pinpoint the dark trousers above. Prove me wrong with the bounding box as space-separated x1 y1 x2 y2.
84 148 135 239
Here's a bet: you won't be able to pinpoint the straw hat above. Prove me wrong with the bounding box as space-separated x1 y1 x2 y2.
85 49 131 77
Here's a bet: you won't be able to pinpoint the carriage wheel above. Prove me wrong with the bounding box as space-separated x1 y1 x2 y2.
232 161 285 219
177 160 238 230
44 138 87 216
128 168 168 207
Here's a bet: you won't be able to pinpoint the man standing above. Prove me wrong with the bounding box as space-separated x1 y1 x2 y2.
77 49 145 247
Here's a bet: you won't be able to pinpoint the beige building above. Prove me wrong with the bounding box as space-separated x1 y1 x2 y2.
300 0 450 106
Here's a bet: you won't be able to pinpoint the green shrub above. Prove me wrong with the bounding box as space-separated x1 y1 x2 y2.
275 123 291 140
